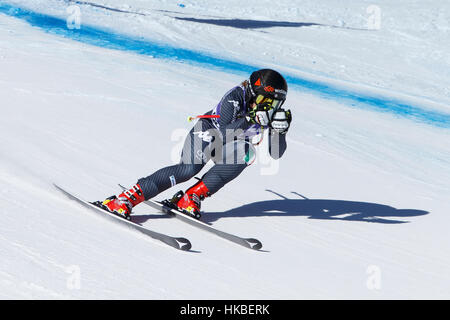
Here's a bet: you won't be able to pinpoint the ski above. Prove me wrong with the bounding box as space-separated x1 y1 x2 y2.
53 184 192 251
119 184 262 250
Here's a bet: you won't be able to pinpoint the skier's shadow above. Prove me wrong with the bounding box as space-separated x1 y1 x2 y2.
202 190 429 224
174 17 321 29
173 17 369 31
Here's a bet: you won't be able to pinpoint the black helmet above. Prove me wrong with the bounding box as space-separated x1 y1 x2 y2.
249 69 288 101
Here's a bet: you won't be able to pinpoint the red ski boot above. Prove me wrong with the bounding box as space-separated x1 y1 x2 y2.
170 180 210 219
97 184 145 220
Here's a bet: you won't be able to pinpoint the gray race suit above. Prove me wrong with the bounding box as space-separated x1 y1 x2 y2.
137 83 287 200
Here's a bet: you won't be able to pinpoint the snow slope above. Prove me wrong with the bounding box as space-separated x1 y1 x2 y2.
0 1 449 299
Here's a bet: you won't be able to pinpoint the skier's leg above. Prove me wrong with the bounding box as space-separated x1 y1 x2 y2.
170 164 247 218
137 163 204 200
174 139 254 217
137 119 217 200
201 162 248 195
99 120 217 216
202 138 253 194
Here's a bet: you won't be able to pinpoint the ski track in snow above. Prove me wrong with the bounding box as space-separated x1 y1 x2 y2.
0 0 450 299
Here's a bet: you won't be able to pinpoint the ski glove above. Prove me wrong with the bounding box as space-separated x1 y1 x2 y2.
247 108 275 127
271 109 292 134
255 109 275 126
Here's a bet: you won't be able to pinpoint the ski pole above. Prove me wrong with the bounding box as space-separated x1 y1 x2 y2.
187 115 220 122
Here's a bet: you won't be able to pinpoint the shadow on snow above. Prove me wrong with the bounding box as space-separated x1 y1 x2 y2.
133 189 429 225
174 17 322 29
202 190 429 224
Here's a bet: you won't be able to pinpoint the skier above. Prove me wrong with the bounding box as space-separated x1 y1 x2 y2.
96 69 292 219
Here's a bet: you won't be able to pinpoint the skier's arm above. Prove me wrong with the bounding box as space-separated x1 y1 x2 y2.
217 88 242 128
221 116 249 132
216 87 251 135
268 108 291 159
268 130 287 159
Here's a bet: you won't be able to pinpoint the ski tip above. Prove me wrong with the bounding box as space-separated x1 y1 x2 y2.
53 183 72 198
175 237 192 251
245 238 263 250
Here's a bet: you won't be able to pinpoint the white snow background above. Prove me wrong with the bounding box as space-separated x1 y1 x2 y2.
0 0 449 299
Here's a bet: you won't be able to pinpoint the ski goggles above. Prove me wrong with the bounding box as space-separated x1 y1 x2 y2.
255 94 284 111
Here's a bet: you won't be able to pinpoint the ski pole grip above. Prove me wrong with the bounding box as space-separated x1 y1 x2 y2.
188 115 221 122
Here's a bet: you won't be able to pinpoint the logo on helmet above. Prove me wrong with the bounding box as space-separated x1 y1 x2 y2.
264 86 275 92
275 88 287 95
